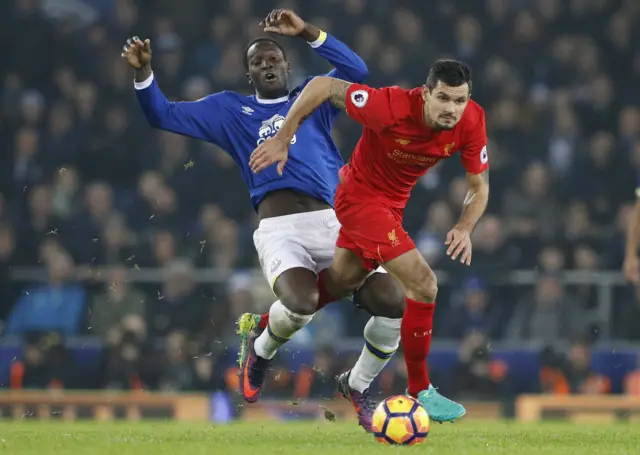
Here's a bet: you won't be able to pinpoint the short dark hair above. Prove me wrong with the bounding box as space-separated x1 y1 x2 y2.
426 59 472 94
243 38 287 70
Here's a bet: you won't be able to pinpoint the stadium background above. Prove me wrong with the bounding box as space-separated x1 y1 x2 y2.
1 0 640 419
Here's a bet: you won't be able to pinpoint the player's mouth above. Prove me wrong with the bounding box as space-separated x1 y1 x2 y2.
440 115 456 122
263 72 278 83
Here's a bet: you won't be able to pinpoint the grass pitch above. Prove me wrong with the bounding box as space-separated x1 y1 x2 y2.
0 420 637 455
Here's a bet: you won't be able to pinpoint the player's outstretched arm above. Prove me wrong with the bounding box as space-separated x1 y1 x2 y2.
624 194 640 284
249 76 350 175
260 9 367 83
445 169 490 266
280 76 350 136
122 37 225 144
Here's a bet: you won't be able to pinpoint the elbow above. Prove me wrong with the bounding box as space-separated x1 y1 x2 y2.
141 110 163 129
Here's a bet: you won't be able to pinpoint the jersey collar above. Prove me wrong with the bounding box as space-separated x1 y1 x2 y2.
255 94 290 104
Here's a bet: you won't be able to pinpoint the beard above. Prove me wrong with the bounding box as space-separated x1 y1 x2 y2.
434 119 456 130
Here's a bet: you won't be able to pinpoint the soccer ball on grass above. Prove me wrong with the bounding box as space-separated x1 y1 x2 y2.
372 395 430 445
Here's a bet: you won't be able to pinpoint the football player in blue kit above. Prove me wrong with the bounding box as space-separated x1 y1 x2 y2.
123 9 404 432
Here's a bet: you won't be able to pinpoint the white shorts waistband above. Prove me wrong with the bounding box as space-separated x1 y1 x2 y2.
257 209 336 230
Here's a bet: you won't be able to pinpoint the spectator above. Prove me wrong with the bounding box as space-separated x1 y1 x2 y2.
507 274 587 343
294 348 336 400
158 331 193 391
617 287 640 341
148 259 203 337
539 339 611 395
16 184 60 265
450 332 509 400
0 222 17 321
89 266 146 337
10 333 76 389
5 247 86 335
442 277 503 340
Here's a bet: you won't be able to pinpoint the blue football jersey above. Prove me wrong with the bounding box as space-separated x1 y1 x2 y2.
135 33 368 209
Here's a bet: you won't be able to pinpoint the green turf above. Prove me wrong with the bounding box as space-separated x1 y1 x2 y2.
0 420 637 455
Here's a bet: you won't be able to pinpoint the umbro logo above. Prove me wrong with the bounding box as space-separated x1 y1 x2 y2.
395 138 411 145
270 258 282 273
242 106 254 115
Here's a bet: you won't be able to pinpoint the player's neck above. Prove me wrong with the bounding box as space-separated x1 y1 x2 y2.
422 107 437 130
255 89 290 103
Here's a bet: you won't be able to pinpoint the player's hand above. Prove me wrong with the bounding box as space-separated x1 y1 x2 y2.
623 255 640 285
260 9 305 36
121 36 152 69
249 134 290 175
445 227 472 265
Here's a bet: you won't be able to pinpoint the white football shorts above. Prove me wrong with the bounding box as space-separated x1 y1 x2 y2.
253 209 385 292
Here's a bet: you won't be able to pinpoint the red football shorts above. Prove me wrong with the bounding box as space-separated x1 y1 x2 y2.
334 185 415 271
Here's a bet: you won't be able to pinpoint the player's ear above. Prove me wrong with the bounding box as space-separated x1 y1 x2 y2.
246 72 253 85
285 61 291 73
421 85 429 102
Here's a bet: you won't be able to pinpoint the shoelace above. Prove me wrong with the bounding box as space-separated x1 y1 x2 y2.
359 390 377 413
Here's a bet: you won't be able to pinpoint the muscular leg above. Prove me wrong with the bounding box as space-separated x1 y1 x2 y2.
319 246 372 304
255 248 371 329
353 272 405 318
257 245 404 327
345 273 404 394
253 268 318 360
239 267 319 403
383 248 438 397
319 248 406 395
381 248 464 422
318 249 406 430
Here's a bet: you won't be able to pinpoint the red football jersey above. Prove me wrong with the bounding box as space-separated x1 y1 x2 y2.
340 83 488 208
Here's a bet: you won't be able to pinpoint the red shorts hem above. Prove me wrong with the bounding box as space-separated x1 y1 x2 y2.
336 230 416 271
334 188 416 271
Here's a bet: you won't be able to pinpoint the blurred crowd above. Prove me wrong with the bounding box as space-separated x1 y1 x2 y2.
2 0 640 394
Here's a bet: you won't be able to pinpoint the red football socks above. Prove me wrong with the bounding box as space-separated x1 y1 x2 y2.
315 269 337 311
401 297 435 397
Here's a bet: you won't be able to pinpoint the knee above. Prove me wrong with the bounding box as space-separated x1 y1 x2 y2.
406 268 438 303
355 273 405 318
278 289 319 316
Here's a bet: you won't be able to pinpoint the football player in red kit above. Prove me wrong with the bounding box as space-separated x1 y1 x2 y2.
250 60 489 422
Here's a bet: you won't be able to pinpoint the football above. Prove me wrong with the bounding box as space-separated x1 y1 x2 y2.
371 395 430 446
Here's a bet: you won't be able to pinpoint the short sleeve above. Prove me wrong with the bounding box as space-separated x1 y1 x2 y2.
460 106 489 175
344 84 406 132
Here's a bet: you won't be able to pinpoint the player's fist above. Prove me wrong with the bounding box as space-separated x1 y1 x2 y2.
121 36 152 69
260 9 305 37
445 227 472 266
623 255 640 285
250 133 290 176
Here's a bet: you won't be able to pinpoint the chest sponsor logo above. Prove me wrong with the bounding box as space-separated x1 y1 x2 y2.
257 114 297 146
387 149 442 166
